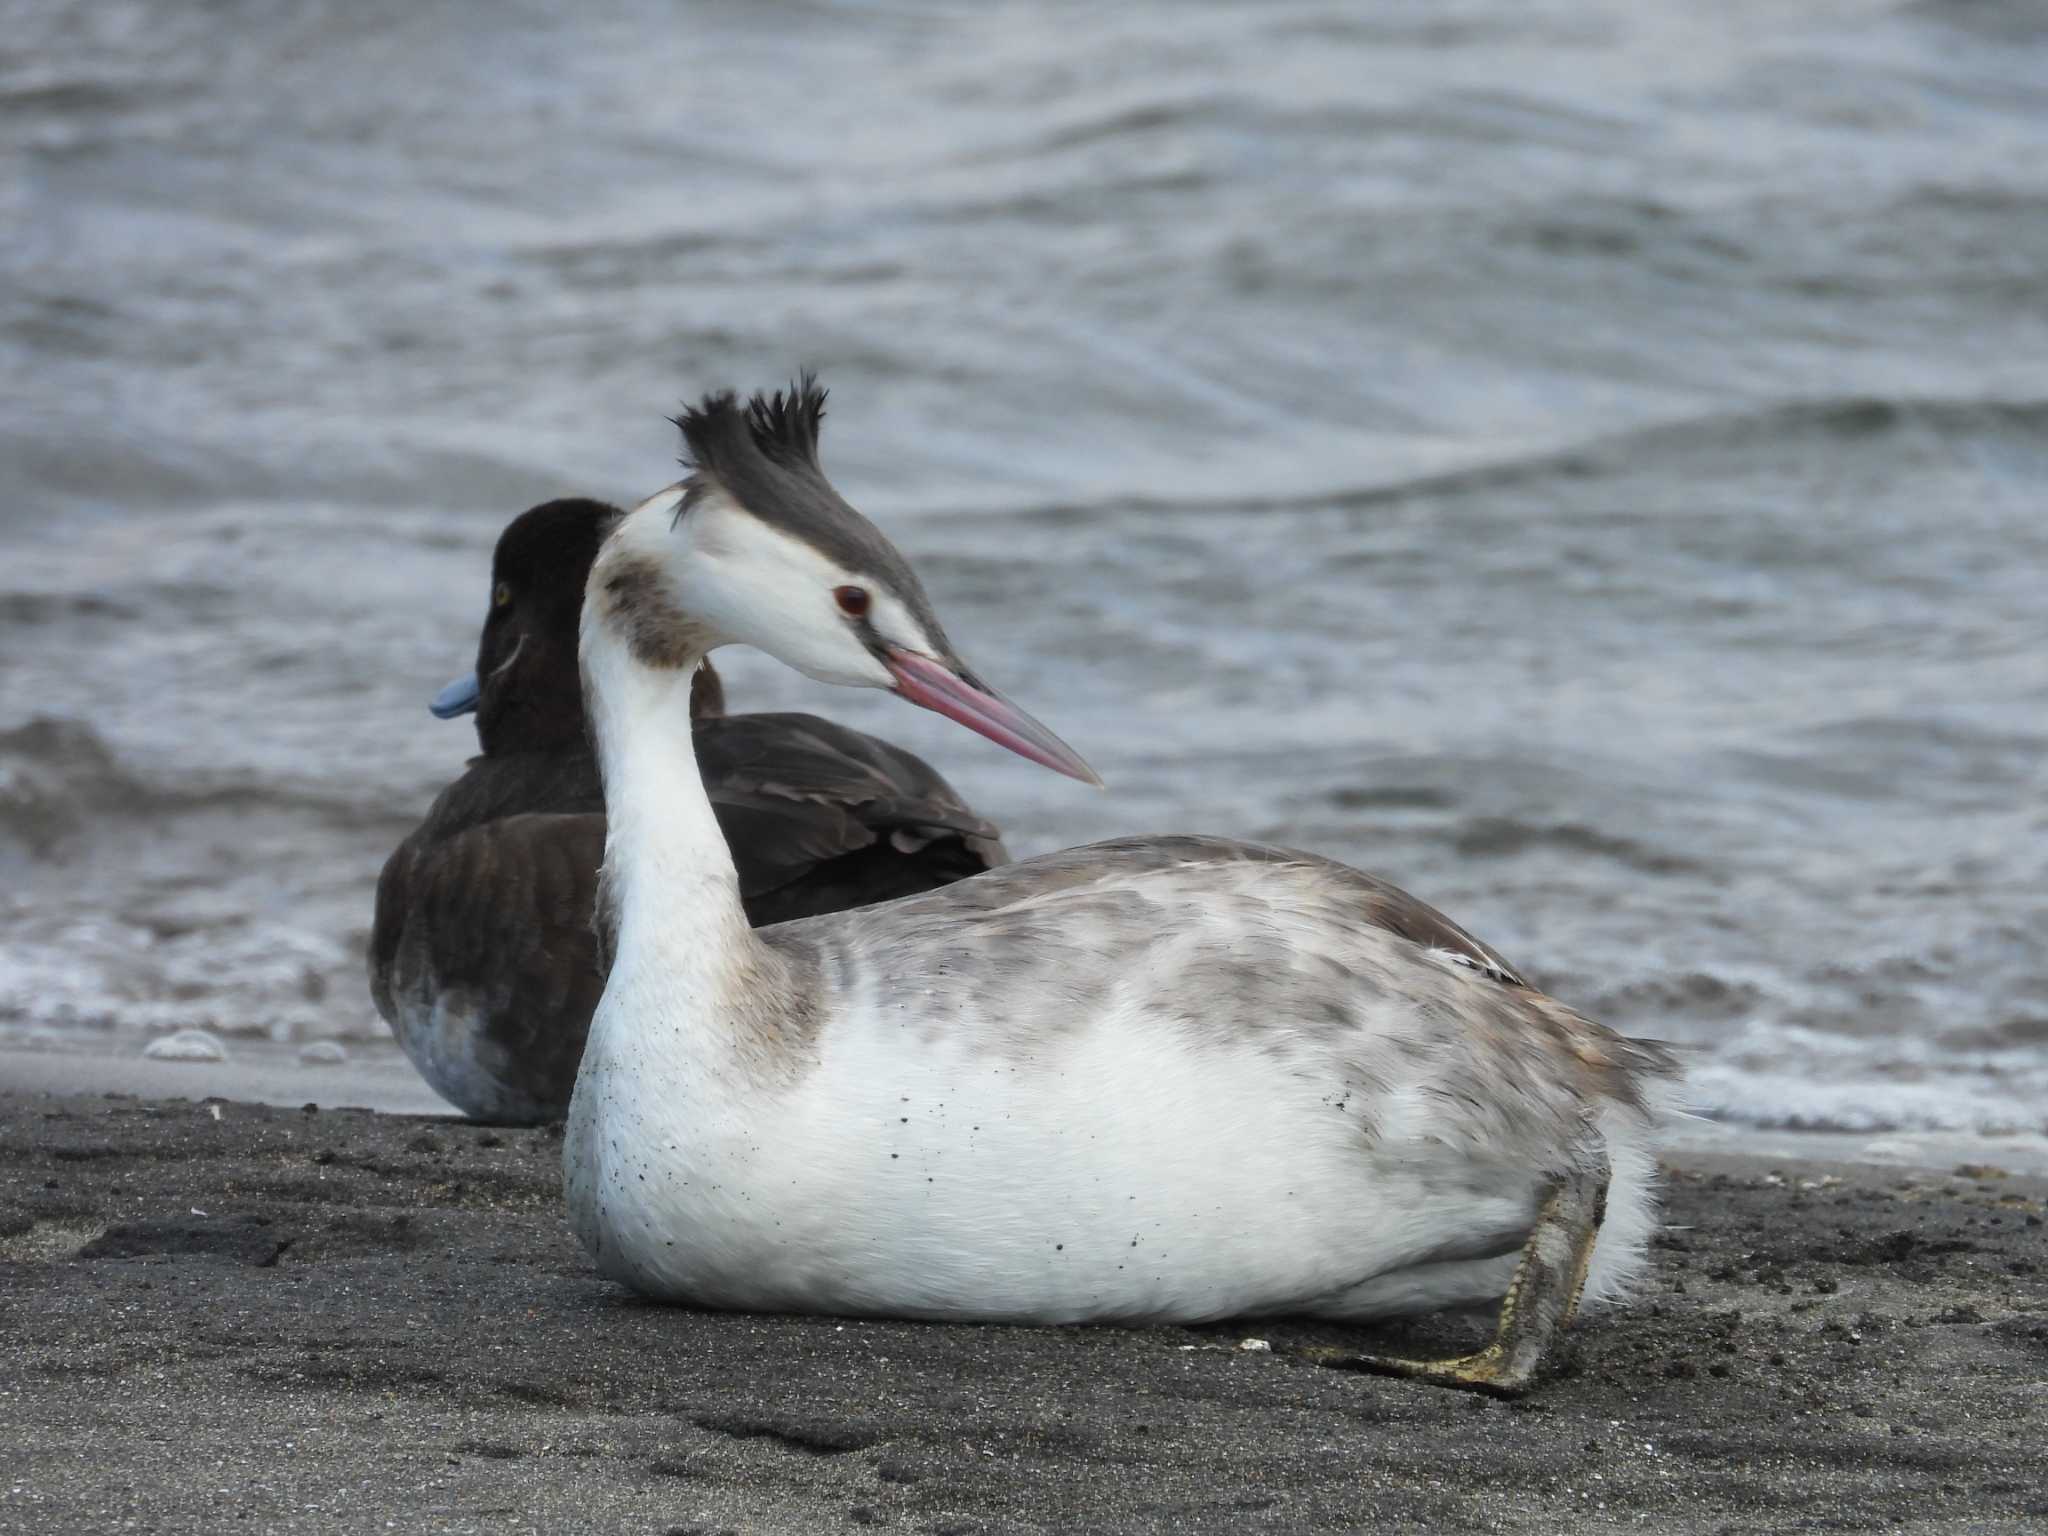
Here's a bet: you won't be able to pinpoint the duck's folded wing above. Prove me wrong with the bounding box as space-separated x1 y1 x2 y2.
695 712 1009 907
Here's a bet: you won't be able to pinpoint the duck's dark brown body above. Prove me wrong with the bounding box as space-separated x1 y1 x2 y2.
369 499 1006 1123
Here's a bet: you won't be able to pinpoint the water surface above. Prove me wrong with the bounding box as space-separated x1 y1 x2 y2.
5 0 2046 1150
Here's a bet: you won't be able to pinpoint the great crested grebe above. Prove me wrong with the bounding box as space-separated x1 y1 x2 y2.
563 380 1681 1392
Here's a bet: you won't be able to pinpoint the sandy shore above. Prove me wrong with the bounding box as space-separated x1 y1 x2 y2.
2 1092 2043 1535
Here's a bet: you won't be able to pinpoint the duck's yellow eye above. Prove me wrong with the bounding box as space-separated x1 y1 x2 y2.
493 582 512 608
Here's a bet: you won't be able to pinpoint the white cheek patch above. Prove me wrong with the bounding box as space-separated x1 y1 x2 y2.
867 588 942 660
668 494 897 689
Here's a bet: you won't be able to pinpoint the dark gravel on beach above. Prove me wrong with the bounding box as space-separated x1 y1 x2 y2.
2 1094 2044 1535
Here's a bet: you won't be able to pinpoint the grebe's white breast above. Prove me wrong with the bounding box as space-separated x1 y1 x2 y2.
567 836 1676 1326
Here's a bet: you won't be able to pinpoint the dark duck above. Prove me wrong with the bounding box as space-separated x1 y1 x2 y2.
370 497 1008 1123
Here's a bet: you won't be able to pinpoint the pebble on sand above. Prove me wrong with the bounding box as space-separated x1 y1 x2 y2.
141 1029 228 1063
297 1040 348 1066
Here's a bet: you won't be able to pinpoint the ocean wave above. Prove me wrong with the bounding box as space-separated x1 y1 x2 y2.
1684 1017 2048 1137
989 393 2048 526
0 717 139 859
0 717 410 862
1447 815 1707 877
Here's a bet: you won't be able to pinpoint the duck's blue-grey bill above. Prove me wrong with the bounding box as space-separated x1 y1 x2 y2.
429 672 480 719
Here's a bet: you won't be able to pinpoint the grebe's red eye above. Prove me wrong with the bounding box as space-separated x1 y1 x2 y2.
834 585 871 618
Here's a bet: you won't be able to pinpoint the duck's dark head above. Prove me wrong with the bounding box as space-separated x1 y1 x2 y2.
434 498 728 754
429 498 617 754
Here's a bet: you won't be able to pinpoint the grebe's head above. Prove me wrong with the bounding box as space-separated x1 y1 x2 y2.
593 377 1098 786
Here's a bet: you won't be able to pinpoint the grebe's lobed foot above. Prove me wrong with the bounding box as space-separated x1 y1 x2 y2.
1301 1164 1610 1396
1305 1340 1536 1397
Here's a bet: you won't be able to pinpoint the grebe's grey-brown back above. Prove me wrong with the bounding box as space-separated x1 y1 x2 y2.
370 497 1006 1124
564 380 1682 1393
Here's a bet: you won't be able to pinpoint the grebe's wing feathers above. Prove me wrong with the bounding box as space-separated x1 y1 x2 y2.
871 834 1524 985
1315 860 1527 989
790 834 1679 1115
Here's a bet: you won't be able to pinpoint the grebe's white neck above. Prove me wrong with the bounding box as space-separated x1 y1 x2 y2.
578 523 774 1041
570 459 1092 1073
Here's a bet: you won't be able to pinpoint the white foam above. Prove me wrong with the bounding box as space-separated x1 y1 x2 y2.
141 1029 227 1063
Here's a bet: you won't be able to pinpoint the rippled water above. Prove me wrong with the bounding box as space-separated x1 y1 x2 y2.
5 0 2046 1145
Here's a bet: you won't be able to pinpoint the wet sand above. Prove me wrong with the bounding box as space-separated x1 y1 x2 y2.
2 1092 2043 1535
